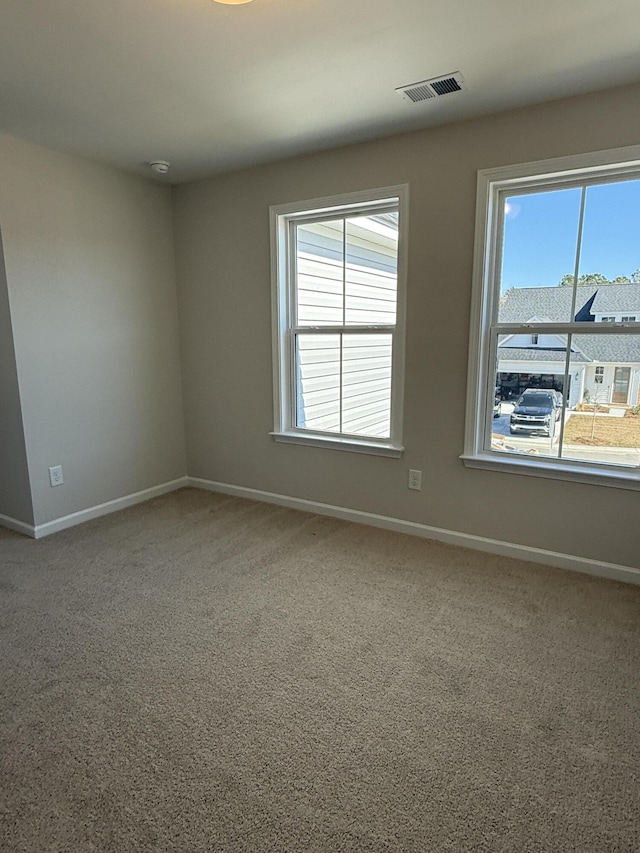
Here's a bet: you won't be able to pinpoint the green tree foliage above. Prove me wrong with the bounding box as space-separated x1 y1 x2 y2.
576 273 609 287
557 271 638 286
558 274 575 287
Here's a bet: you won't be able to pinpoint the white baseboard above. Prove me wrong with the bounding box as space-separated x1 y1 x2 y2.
188 477 640 587
0 512 36 538
32 477 189 539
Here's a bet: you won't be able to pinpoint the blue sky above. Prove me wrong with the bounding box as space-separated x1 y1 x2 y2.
500 179 640 291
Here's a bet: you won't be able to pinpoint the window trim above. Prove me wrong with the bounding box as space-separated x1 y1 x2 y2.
463 145 640 491
270 185 408 456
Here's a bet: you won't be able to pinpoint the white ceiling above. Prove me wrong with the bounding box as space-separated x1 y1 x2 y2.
1 0 639 184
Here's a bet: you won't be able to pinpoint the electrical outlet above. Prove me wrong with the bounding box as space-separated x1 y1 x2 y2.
49 465 64 487
408 469 422 490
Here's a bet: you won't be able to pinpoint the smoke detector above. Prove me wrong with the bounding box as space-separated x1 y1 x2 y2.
149 160 170 175
396 72 465 104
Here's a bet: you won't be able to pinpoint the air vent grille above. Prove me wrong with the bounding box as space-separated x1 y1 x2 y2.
405 84 436 103
396 72 465 104
431 76 462 96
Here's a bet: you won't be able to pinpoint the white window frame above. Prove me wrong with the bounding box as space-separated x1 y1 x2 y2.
462 145 640 491
270 185 408 457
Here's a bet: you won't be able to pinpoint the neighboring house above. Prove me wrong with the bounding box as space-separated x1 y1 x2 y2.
497 284 640 407
296 213 399 438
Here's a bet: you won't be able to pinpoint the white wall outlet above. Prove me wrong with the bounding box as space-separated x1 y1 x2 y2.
49 465 64 487
408 469 422 490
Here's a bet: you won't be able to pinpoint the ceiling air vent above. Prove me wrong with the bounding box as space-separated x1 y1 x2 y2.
396 72 465 104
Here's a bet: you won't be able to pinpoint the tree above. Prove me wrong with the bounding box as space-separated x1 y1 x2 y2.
557 270 640 287
557 272 609 287
558 274 575 287
577 272 609 287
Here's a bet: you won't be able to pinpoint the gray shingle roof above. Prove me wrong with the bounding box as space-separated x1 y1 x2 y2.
499 283 640 323
498 285 640 364
592 286 640 313
575 335 640 363
498 347 589 363
500 286 581 323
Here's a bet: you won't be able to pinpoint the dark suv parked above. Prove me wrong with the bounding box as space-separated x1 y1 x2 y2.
510 389 560 437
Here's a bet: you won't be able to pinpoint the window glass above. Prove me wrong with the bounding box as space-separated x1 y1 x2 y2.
560 335 640 468
491 335 563 459
341 333 392 437
345 214 398 325
578 180 640 291
296 334 340 432
296 220 344 326
498 187 582 324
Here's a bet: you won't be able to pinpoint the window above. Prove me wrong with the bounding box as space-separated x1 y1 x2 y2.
270 186 408 456
464 146 640 489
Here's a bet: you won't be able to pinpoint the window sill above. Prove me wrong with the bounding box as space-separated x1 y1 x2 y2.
271 431 404 458
461 452 640 491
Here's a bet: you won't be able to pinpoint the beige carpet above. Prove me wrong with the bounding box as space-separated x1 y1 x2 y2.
1 488 639 852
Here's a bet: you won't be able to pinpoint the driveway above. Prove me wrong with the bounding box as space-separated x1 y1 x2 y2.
491 403 640 466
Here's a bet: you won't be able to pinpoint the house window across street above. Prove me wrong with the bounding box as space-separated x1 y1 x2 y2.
464 146 640 489
270 186 408 456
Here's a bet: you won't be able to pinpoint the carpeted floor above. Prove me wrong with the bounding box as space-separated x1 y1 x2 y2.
1 487 639 852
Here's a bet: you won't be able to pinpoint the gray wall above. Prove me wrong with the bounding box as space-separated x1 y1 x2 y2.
173 82 640 571
0 229 33 524
0 133 187 526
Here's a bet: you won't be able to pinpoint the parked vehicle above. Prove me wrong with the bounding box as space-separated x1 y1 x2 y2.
509 389 559 437
493 391 501 418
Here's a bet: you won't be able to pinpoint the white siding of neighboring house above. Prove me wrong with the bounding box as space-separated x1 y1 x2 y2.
502 332 566 348
296 217 398 438
593 312 639 323
583 364 640 407
583 364 616 405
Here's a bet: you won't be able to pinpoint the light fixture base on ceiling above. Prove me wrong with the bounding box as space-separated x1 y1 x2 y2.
149 160 171 175
212 0 255 5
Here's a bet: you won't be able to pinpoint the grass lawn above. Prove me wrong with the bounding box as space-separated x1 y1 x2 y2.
564 413 640 447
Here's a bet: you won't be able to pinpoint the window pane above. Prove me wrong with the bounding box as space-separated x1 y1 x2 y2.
576 179 640 322
559 334 640 468
296 220 344 326
342 333 392 438
296 334 341 432
491 334 566 458
295 332 392 438
498 187 582 324
345 213 398 325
